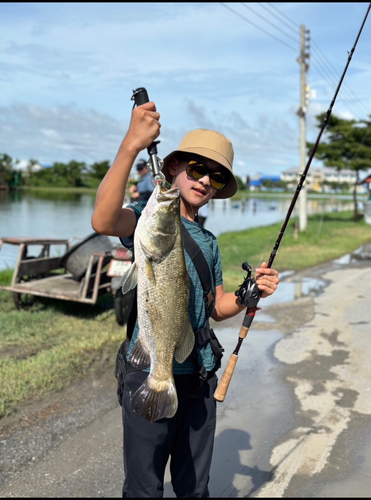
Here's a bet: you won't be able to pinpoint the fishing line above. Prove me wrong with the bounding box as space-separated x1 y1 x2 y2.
316 212 325 238
214 2 371 404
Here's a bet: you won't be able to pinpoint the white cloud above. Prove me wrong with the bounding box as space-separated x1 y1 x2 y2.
0 2 370 177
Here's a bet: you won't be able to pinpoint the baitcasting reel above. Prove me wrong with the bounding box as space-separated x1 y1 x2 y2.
235 262 261 309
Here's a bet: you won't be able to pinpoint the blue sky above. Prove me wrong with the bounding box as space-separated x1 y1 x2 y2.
1 2 371 178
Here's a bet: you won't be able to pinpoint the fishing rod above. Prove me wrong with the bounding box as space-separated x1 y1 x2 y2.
131 87 166 186
214 2 371 403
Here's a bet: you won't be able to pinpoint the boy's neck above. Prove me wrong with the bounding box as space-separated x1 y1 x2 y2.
180 200 197 221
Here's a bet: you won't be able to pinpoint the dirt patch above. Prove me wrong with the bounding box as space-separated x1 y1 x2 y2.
254 296 315 333
0 351 118 441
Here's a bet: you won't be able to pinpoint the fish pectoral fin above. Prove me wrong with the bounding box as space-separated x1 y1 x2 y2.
129 337 151 369
120 262 138 294
174 324 195 364
145 258 156 284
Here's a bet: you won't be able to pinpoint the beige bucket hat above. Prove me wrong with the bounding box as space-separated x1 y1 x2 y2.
161 129 238 199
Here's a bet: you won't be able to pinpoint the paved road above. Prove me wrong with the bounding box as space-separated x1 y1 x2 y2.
1 254 371 497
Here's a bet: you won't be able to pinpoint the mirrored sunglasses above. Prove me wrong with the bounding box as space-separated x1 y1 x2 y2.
186 160 229 190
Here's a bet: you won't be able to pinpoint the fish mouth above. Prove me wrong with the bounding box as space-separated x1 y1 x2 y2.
156 183 180 200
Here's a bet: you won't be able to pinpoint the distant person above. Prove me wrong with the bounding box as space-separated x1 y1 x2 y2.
129 159 154 202
197 202 208 227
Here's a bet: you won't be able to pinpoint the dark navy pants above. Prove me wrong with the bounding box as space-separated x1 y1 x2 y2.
121 370 218 498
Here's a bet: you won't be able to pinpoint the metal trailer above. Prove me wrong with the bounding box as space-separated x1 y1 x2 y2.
0 235 132 325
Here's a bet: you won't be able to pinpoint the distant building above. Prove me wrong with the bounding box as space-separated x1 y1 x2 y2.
280 166 367 193
246 167 368 194
249 172 282 191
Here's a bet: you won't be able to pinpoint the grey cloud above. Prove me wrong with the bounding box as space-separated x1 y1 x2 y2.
184 99 215 130
0 102 127 164
180 98 300 176
183 97 297 154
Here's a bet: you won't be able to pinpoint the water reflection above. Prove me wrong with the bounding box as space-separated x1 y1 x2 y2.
204 196 357 237
0 191 97 270
0 191 362 270
4 189 86 203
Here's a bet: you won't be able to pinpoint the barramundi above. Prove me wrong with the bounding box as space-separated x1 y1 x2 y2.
120 183 194 423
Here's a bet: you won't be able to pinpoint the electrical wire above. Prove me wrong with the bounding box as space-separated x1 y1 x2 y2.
311 38 370 119
219 2 370 161
219 3 298 52
310 58 367 121
258 2 299 34
267 3 370 119
240 3 299 44
266 2 300 29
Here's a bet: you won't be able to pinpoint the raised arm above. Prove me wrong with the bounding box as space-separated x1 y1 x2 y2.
91 101 161 238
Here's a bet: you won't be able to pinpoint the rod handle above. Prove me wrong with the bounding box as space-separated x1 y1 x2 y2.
133 88 156 155
131 87 161 176
214 354 239 402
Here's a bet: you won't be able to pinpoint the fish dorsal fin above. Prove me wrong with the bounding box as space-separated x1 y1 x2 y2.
174 323 195 364
120 262 138 294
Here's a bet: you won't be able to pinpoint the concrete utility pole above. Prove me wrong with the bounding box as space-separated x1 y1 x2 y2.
297 25 310 231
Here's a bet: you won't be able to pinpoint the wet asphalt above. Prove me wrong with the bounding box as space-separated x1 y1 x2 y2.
0 243 371 498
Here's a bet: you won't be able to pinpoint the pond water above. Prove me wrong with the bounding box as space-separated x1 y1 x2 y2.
0 190 359 271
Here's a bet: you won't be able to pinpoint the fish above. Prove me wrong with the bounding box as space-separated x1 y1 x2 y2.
120 182 195 423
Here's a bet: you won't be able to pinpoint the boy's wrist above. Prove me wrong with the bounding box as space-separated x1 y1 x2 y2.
119 136 143 159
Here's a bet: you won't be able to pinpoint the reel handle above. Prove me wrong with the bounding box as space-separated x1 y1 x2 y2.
132 87 150 106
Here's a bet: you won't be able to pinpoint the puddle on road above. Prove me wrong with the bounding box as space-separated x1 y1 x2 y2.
253 242 371 323
333 241 371 264
252 272 327 323
210 242 371 498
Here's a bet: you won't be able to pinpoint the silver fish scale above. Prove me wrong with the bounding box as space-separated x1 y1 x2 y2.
129 184 195 422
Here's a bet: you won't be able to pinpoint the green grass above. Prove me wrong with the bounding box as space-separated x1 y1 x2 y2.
0 292 126 418
0 209 370 419
218 211 371 291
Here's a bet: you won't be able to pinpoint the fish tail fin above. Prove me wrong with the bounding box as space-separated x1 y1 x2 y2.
131 376 178 423
129 337 151 369
174 323 195 364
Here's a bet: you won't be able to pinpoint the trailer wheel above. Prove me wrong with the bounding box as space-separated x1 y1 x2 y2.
114 289 127 326
114 288 136 326
12 292 37 310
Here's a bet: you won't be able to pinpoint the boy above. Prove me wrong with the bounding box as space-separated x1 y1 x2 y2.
91 101 279 497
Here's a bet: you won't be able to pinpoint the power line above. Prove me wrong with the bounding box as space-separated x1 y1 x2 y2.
258 3 299 35
311 37 370 119
220 4 370 125
266 2 300 29
303 37 369 120
265 4 370 119
309 57 365 120
219 2 298 52
240 3 299 44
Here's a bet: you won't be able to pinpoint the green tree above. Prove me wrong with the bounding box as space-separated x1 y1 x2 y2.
307 114 371 219
89 160 110 179
26 158 39 174
26 160 86 188
54 160 86 187
0 153 14 186
235 175 246 191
